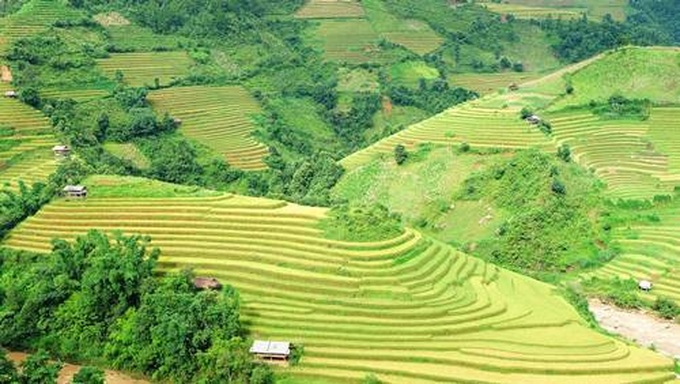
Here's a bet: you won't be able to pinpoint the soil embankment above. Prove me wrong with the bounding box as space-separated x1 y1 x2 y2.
1 65 12 82
8 352 148 384
589 299 680 358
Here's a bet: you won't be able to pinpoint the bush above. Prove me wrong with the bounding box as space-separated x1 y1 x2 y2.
394 144 408 165
320 204 402 242
71 366 105 384
653 297 680 320
557 144 571 162
362 374 383 384
520 107 533 120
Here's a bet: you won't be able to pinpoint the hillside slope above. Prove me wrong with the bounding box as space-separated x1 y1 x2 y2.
342 47 680 201
3 175 674 383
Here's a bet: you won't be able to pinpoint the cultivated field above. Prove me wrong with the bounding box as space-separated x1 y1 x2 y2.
311 19 381 63
480 0 627 21
4 175 674 383
363 0 443 55
104 142 150 169
482 3 584 19
587 202 680 305
295 0 365 19
105 24 188 52
448 72 543 95
0 0 84 53
96 52 193 87
546 108 680 200
0 83 58 188
148 86 268 171
341 103 552 170
41 88 109 102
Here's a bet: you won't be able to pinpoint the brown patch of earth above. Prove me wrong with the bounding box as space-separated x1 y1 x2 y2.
589 299 680 359
1 66 12 82
94 12 131 27
8 352 148 384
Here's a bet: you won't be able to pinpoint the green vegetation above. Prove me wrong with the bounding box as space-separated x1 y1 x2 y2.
4 176 674 383
0 230 272 383
319 204 402 242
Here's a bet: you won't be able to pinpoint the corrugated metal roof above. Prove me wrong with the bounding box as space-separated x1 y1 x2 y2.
63 185 87 192
249 340 290 356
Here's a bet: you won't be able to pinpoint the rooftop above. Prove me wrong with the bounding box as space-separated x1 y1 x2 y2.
249 340 290 356
63 185 87 193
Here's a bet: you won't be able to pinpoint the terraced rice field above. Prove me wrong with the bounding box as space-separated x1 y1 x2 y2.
149 86 268 170
0 83 58 187
96 52 193 87
4 175 674 383
104 142 150 169
341 103 551 170
0 0 84 54
312 20 380 63
546 108 680 200
587 204 680 305
482 3 584 19
106 25 187 52
448 72 543 96
295 0 365 19
481 0 627 21
41 88 109 102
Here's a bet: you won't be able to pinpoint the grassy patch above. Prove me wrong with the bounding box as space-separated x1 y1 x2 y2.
81 175 222 198
389 61 440 89
103 142 150 169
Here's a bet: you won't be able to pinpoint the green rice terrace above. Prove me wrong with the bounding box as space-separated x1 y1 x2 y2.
148 86 268 171
4 175 675 383
96 52 193 87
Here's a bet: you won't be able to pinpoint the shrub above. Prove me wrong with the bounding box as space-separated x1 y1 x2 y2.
459 142 471 153
71 366 105 384
520 107 533 120
653 297 680 320
557 144 571 162
362 374 383 384
394 144 408 165
551 179 566 195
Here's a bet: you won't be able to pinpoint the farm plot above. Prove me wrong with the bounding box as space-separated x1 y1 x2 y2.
481 3 584 19
341 103 551 170
449 72 543 95
311 20 381 64
546 108 680 200
363 0 443 55
4 175 674 383
480 0 627 21
149 86 268 171
106 24 188 52
0 83 58 188
41 88 109 102
295 0 365 19
586 204 680 305
0 0 84 53
96 52 193 87
104 142 150 169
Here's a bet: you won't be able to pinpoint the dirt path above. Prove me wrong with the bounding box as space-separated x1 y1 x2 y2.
1 65 12 82
8 352 148 384
589 299 680 358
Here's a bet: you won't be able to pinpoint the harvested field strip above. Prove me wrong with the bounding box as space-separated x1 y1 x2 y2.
4 176 673 383
313 19 380 64
295 0 365 19
96 52 193 87
149 86 268 170
341 105 550 170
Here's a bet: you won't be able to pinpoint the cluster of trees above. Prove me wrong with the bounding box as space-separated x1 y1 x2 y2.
319 204 403 242
0 230 272 383
0 349 105 384
590 94 651 120
457 149 608 273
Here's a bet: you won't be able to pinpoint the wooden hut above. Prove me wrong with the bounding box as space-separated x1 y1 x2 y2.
62 185 87 199
508 82 519 91
52 145 71 158
249 340 290 362
3 90 17 98
193 277 222 290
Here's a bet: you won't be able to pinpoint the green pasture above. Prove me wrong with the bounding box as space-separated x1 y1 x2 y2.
103 142 151 169
389 61 439 89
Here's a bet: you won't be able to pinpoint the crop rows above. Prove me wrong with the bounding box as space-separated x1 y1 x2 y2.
587 205 680 305
148 86 268 171
482 3 584 19
313 20 380 63
0 0 84 53
295 0 365 19
41 88 108 103
341 104 551 170
546 109 680 200
4 177 673 383
96 52 193 87
0 83 58 188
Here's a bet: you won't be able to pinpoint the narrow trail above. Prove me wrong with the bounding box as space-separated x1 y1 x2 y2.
589 299 680 359
8 352 148 384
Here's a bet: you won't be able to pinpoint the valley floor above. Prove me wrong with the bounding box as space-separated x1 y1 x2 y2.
589 299 680 359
